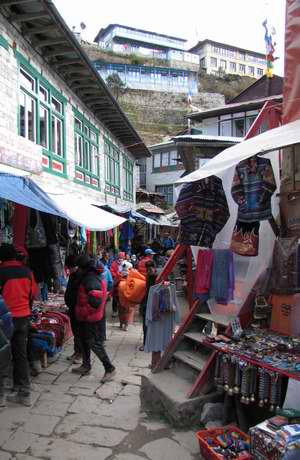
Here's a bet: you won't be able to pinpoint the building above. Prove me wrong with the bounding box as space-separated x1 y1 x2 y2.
190 39 266 78
94 24 199 67
0 1 150 210
187 75 283 139
144 134 239 206
94 61 198 94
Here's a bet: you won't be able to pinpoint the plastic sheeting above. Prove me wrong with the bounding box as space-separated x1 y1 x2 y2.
190 150 280 317
175 119 300 184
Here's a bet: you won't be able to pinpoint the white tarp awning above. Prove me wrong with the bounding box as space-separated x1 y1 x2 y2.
176 119 300 184
31 182 126 231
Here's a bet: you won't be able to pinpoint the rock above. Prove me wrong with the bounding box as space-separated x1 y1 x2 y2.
140 438 194 460
200 403 224 424
205 420 224 429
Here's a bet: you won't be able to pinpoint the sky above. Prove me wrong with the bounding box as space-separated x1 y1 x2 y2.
53 0 286 76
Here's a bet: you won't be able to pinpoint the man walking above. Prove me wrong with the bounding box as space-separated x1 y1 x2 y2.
72 255 116 383
0 244 37 406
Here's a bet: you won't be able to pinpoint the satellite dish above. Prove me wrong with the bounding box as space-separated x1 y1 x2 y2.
80 22 86 30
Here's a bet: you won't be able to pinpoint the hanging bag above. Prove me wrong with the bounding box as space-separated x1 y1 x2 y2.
26 210 47 249
269 237 299 294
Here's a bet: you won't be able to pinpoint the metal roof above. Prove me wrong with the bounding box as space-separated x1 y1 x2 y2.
94 23 187 45
0 0 150 158
189 39 265 58
187 95 282 121
172 134 242 144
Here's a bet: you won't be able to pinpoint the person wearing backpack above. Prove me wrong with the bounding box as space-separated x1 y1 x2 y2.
0 244 37 406
0 294 13 407
72 255 116 383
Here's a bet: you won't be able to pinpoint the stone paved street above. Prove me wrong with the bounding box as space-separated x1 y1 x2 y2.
0 311 200 460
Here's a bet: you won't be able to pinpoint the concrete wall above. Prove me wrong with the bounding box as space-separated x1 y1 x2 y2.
0 17 137 208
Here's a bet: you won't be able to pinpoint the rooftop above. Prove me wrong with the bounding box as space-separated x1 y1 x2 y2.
94 24 187 45
189 38 265 58
0 1 150 158
172 134 242 144
187 95 282 121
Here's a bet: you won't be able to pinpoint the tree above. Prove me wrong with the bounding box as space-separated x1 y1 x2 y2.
106 73 127 100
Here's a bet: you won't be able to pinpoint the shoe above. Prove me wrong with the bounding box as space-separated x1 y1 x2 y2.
72 353 82 365
67 352 76 361
139 345 144 351
101 368 116 383
0 394 6 407
30 360 42 377
112 312 118 318
7 391 32 406
71 365 91 375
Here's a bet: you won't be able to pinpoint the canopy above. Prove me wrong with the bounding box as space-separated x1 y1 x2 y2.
176 119 300 184
0 164 125 230
32 183 126 231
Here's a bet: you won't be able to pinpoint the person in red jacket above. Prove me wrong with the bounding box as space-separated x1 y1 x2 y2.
137 248 155 276
110 252 125 318
72 255 116 382
0 244 37 406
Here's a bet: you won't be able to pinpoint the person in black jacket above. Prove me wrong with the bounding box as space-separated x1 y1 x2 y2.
0 295 13 407
64 255 81 364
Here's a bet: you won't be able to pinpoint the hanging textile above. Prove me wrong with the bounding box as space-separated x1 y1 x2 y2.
175 176 229 247
194 249 214 297
90 231 97 256
26 209 47 249
209 250 235 304
231 220 260 257
145 283 180 353
114 227 119 251
12 203 28 248
231 156 276 222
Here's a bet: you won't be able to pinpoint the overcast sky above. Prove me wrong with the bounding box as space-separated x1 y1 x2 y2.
54 0 286 76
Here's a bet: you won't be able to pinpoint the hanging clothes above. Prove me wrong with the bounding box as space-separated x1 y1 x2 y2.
12 204 28 248
231 156 276 222
145 283 180 353
175 176 229 247
209 250 235 304
194 249 214 297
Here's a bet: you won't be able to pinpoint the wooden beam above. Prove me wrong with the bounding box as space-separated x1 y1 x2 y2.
9 12 49 23
75 89 101 97
82 96 107 103
54 59 83 68
66 76 93 85
60 69 90 77
0 0 33 6
43 47 74 58
71 82 98 90
35 38 67 49
23 25 58 37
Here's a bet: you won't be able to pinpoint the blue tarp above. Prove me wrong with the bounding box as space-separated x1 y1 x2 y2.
0 174 65 216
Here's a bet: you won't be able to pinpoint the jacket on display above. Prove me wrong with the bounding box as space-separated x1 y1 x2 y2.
175 176 230 247
231 156 276 222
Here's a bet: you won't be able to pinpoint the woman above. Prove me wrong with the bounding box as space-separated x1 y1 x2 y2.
117 261 134 331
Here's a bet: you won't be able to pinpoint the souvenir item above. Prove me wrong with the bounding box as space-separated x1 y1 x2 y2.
231 220 260 257
270 237 300 294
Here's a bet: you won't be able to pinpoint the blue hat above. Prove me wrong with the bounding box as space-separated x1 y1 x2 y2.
145 248 155 255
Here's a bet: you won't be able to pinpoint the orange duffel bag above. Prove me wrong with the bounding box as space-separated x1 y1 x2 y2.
120 269 146 304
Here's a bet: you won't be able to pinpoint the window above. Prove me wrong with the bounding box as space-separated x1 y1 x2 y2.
18 58 66 174
219 119 232 136
239 64 245 74
257 68 264 77
220 59 227 70
229 62 236 72
104 139 120 196
200 57 206 68
74 111 100 188
210 57 217 68
123 155 134 201
155 185 173 206
152 150 179 171
248 66 255 76
219 113 258 137
233 118 245 137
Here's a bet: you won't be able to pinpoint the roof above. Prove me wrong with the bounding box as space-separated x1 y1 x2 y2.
176 118 300 185
172 134 242 145
136 202 166 215
94 24 186 45
189 39 265 58
149 140 175 150
229 75 283 104
0 1 150 158
187 95 282 121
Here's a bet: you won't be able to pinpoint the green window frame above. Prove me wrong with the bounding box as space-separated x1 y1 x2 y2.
123 155 134 201
155 184 174 205
73 109 100 189
104 138 120 196
17 53 67 176
152 150 179 172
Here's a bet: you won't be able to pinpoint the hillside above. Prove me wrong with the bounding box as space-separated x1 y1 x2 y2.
83 43 257 145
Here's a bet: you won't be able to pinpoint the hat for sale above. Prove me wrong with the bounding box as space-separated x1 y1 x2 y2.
144 248 155 255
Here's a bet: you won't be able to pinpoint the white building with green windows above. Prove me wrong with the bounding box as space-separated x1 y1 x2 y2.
0 1 149 208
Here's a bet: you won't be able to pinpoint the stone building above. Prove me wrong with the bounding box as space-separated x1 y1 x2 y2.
0 1 149 209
